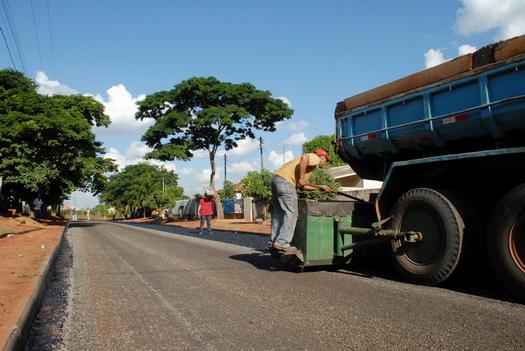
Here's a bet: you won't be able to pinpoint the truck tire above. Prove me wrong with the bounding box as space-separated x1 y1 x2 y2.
390 188 464 285
487 184 525 301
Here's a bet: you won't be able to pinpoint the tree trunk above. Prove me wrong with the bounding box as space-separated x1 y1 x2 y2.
209 153 224 219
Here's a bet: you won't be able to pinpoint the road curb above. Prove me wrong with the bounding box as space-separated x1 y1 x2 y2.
2 224 68 351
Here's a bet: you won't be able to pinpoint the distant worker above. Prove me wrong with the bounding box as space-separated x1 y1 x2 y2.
270 148 332 252
86 208 91 221
198 190 215 235
72 208 78 221
33 196 43 220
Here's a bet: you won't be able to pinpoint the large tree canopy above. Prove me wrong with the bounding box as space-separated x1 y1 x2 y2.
135 76 293 217
100 163 184 218
0 69 114 211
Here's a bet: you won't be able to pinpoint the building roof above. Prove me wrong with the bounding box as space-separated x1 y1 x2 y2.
327 165 356 179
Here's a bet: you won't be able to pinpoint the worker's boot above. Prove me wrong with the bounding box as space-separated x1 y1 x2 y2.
272 242 298 252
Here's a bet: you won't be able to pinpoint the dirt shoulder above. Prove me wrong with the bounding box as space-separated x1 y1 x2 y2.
0 215 64 347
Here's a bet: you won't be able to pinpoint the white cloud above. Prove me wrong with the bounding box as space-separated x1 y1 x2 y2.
34 74 153 136
92 84 150 135
218 138 259 158
103 141 183 174
104 147 128 171
229 161 255 174
35 71 77 96
277 96 292 107
268 150 294 170
458 44 477 55
288 120 309 131
175 167 194 175
282 132 308 146
424 49 448 68
191 149 209 159
196 168 221 183
125 141 151 158
424 43 477 69
456 0 525 39
144 159 177 173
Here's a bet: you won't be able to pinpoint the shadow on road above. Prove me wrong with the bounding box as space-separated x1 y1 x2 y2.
231 251 522 303
229 253 304 273
340 256 520 304
120 221 522 304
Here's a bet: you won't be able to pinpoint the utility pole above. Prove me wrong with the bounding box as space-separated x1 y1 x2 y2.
278 143 286 166
223 154 228 183
259 137 264 170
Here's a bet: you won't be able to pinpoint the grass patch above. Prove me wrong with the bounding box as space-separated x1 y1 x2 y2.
30 257 45 265
18 272 39 278
0 226 13 236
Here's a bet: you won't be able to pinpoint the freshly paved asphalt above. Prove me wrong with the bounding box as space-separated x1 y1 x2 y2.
61 222 525 350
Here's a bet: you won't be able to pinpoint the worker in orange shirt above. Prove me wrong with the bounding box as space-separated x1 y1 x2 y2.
270 148 332 252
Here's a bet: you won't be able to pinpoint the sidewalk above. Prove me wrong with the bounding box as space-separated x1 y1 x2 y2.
0 216 64 349
126 218 271 235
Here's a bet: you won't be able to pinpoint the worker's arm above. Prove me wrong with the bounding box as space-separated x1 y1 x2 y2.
297 154 332 192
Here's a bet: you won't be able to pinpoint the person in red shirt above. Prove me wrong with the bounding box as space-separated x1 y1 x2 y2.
198 192 215 234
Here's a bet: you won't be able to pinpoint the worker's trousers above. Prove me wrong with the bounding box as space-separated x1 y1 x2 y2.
270 175 298 245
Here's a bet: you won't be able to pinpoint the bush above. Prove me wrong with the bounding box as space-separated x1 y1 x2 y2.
297 168 340 200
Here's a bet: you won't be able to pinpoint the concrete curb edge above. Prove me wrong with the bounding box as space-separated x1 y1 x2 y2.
2 223 68 351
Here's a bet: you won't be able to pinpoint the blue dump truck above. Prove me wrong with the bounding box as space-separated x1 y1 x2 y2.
336 34 525 300
275 35 525 301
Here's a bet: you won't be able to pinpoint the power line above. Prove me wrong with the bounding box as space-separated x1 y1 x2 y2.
0 25 16 69
45 0 55 78
30 0 44 71
0 0 17 68
0 0 26 73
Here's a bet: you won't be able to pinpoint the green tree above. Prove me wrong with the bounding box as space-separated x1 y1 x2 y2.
0 69 114 213
240 169 272 201
91 204 110 219
240 169 273 219
297 168 340 200
219 180 236 201
302 135 346 168
135 76 293 218
101 163 184 218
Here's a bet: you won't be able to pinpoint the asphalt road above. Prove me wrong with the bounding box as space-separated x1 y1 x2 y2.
56 222 524 350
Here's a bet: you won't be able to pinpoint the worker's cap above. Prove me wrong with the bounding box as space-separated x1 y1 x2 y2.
314 148 330 161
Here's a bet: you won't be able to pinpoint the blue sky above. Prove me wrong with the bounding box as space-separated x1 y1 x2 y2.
1 0 524 208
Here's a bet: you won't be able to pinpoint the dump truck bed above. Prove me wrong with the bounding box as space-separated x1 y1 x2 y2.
335 35 525 180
